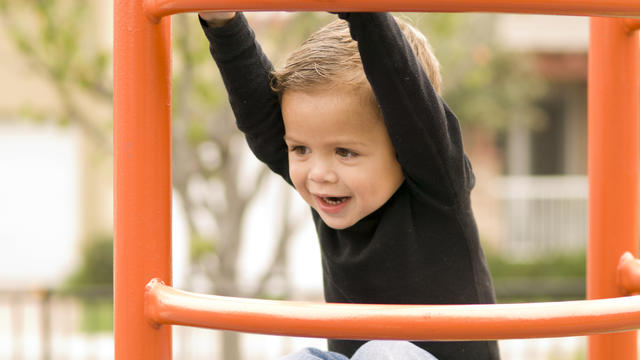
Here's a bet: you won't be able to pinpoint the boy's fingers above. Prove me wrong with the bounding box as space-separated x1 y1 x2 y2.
198 11 236 27
199 11 236 22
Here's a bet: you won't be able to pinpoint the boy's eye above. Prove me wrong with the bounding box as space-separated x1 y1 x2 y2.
290 145 310 155
336 148 358 158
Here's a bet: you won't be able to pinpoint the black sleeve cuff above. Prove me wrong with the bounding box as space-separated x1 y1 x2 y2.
198 12 255 62
336 12 394 42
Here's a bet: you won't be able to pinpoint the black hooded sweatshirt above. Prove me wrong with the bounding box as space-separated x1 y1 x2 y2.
200 12 499 360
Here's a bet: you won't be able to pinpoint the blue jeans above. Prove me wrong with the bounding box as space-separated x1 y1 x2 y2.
280 341 439 360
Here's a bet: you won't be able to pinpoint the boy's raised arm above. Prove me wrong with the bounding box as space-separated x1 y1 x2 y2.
200 13 291 184
338 13 473 206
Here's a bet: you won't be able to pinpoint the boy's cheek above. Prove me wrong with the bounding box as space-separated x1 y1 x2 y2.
289 174 316 210
288 167 306 195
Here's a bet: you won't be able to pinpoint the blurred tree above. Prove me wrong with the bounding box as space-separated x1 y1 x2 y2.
62 234 115 333
0 1 112 150
64 234 114 290
0 3 545 358
0 3 314 358
170 13 318 358
407 13 546 133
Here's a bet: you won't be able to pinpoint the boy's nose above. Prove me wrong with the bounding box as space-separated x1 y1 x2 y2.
308 161 338 184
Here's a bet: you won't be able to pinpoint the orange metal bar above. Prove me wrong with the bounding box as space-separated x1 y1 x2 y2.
114 0 173 359
145 279 640 341
143 0 640 22
587 16 640 360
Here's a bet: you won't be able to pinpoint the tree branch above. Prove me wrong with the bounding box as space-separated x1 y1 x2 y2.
252 187 303 298
242 165 271 208
56 83 112 153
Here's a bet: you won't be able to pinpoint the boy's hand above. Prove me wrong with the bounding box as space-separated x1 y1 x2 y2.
199 11 236 27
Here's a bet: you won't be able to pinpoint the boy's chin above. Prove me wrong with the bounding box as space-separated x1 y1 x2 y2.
318 214 361 230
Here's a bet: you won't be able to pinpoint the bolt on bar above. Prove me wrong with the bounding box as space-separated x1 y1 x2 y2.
143 0 640 22
145 279 640 340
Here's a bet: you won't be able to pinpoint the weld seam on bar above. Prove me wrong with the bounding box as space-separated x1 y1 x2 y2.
625 19 640 32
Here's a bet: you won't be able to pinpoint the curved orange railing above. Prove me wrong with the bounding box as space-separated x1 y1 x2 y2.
143 0 640 23
145 278 640 341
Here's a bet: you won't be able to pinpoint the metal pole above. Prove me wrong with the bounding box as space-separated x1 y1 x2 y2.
145 279 640 340
114 0 172 359
587 17 640 360
143 0 640 21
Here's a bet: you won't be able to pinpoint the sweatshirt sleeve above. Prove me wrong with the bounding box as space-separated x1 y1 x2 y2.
200 13 291 184
339 13 474 205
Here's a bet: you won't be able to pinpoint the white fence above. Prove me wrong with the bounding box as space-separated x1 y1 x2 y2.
0 290 588 360
493 176 588 258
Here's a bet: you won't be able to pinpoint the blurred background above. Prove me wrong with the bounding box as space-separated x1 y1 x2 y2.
0 1 602 359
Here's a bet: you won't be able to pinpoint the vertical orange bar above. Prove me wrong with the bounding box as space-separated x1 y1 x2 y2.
587 17 639 360
114 0 172 359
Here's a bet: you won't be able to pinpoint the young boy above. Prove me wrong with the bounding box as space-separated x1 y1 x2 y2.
199 11 500 360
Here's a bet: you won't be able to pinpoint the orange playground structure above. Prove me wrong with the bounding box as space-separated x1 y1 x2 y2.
113 1 640 359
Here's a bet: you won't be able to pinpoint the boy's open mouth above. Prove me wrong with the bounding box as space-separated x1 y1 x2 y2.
320 196 350 206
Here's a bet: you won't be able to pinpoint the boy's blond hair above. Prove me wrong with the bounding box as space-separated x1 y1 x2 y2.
271 16 442 104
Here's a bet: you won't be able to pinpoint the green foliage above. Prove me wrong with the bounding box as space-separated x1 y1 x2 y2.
64 234 113 290
0 1 112 150
190 233 216 262
486 250 586 279
405 13 546 132
79 299 113 333
187 121 208 144
17 104 48 123
486 250 586 302
61 234 113 334
1 2 110 90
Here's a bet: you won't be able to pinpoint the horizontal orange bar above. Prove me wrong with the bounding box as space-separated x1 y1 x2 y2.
145 279 640 341
143 0 640 22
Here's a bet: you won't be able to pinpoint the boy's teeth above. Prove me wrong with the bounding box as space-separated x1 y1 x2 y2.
323 197 346 205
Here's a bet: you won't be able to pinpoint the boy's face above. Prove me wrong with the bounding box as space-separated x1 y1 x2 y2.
282 88 404 229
